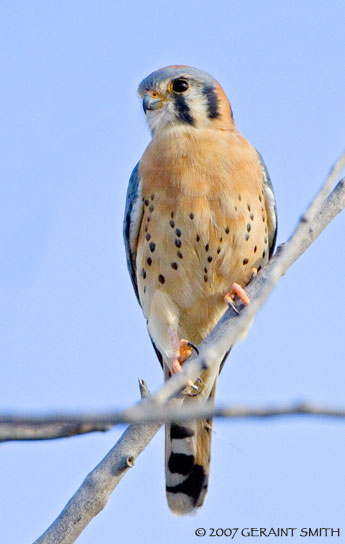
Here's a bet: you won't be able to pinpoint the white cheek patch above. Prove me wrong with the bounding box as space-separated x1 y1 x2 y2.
185 89 211 127
146 101 178 135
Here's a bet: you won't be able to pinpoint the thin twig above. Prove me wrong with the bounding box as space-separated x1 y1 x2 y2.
2 403 345 443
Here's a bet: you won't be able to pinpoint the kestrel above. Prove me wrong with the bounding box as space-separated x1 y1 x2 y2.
124 66 277 515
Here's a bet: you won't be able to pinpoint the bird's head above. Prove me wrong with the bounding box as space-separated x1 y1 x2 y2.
138 65 234 136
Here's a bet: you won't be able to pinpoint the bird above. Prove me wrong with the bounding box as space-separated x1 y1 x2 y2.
123 65 277 515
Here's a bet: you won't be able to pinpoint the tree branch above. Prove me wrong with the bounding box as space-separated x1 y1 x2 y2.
33 381 162 544
3 403 345 443
32 151 345 544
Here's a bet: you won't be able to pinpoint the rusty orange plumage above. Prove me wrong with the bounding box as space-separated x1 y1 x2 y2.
124 66 277 514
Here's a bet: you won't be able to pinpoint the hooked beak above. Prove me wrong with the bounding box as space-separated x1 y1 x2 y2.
143 94 163 114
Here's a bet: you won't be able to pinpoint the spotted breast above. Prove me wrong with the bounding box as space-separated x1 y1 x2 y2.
137 126 269 357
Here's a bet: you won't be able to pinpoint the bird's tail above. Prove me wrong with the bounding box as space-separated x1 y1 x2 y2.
165 376 217 515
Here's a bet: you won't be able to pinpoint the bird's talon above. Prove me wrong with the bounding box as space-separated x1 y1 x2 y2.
226 282 250 306
188 381 199 391
170 337 201 394
179 338 199 362
183 382 201 397
224 294 240 314
186 341 199 355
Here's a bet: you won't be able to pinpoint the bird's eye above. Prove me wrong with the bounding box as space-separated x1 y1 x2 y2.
172 78 189 93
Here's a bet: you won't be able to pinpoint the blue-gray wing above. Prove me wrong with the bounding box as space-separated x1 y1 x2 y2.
123 162 143 304
256 150 278 257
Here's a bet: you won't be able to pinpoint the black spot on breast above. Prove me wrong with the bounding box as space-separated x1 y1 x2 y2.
170 423 195 439
262 250 266 258
217 247 221 254
205 243 209 251
247 224 251 232
146 233 151 241
171 211 174 218
149 204 154 212
147 257 152 267
189 213 194 220
171 262 178 270
168 453 194 475
235 206 238 212
208 256 213 263
245 233 250 241
149 242 156 252
204 267 207 273
159 274 165 284
175 228 181 237
141 268 146 279
243 258 248 265
177 251 183 259
170 220 175 228
254 246 257 253
144 200 149 206
259 195 262 202
175 239 182 248
250 213 254 220
151 194 155 200
225 226 230 234
238 194 242 201
196 234 200 242
204 274 208 282
247 204 251 211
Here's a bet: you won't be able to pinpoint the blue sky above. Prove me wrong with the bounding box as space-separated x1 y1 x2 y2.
1 1 344 542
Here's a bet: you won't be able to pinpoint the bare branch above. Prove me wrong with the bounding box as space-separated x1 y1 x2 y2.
3 403 345 443
33 421 162 544
0 420 113 442
33 382 162 544
32 152 345 544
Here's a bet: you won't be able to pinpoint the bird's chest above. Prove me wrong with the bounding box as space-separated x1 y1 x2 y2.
136 169 268 316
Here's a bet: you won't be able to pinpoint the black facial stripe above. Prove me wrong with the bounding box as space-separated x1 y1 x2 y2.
166 464 206 506
168 453 195 475
202 85 220 119
170 423 195 439
174 95 194 125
